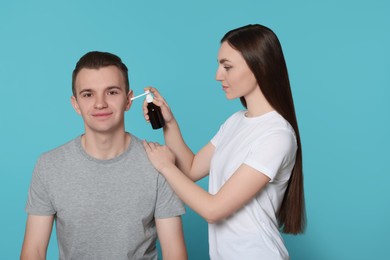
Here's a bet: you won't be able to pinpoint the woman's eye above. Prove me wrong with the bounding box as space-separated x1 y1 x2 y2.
224 66 232 71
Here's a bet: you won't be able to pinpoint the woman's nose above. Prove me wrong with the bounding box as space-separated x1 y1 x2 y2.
215 67 223 81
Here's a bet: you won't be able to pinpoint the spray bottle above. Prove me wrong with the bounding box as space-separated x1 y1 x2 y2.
146 92 165 129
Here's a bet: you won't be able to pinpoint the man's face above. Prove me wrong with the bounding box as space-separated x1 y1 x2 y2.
71 66 132 134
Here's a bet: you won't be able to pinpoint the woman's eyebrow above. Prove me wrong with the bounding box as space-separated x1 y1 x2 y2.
218 58 230 64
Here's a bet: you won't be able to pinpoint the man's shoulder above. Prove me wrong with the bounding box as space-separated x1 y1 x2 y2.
128 134 146 153
39 136 80 161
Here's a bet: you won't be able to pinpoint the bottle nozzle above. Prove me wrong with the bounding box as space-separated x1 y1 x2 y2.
131 90 151 101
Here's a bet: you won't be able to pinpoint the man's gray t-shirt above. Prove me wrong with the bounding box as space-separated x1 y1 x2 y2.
25 134 185 260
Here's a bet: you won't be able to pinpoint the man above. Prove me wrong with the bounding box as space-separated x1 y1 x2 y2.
20 51 187 260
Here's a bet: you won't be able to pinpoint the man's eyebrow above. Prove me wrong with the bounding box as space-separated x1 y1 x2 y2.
106 86 121 90
79 89 92 95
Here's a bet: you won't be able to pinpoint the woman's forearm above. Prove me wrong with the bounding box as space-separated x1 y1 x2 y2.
163 118 195 177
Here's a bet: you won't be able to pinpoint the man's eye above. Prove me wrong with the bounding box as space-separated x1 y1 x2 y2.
108 91 119 95
224 66 232 71
82 93 92 98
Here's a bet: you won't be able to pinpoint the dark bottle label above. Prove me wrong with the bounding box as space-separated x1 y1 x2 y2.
147 103 165 129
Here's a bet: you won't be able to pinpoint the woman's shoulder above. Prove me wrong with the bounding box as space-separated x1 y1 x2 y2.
268 112 296 135
224 110 246 123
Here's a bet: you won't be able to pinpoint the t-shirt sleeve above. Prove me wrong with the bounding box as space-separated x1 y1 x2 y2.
25 156 56 216
210 125 223 147
244 129 297 181
154 174 185 219
211 112 239 147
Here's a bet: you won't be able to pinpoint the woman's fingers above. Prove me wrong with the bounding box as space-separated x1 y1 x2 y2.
143 141 163 152
142 86 174 123
143 140 151 151
145 86 169 107
143 140 175 173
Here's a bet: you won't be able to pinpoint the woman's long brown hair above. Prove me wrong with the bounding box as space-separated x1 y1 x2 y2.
221 24 306 234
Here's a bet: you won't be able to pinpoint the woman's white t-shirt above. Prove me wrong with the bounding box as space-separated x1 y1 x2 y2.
209 110 297 260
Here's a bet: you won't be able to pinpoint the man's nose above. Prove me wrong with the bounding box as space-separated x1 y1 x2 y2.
94 94 108 109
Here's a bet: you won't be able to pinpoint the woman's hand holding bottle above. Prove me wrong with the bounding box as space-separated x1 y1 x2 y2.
143 87 175 126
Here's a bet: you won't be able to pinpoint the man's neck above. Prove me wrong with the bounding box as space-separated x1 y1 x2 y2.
81 130 131 160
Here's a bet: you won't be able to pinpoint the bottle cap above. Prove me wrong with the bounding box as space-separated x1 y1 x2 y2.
146 91 153 103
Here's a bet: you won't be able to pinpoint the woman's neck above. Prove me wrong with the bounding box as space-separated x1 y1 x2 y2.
244 89 274 117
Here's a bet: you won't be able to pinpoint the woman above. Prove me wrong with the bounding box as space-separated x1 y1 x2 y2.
143 24 305 260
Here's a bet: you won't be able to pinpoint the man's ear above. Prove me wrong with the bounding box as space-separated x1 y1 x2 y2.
71 96 81 115
125 90 133 111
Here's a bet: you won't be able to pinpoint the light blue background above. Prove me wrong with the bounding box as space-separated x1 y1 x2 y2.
1 0 389 259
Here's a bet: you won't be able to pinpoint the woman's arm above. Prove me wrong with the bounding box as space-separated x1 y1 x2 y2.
144 87 212 181
143 141 270 223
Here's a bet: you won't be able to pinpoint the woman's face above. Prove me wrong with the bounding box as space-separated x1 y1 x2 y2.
216 41 259 100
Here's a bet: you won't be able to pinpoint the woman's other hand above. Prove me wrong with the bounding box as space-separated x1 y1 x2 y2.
143 140 176 173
